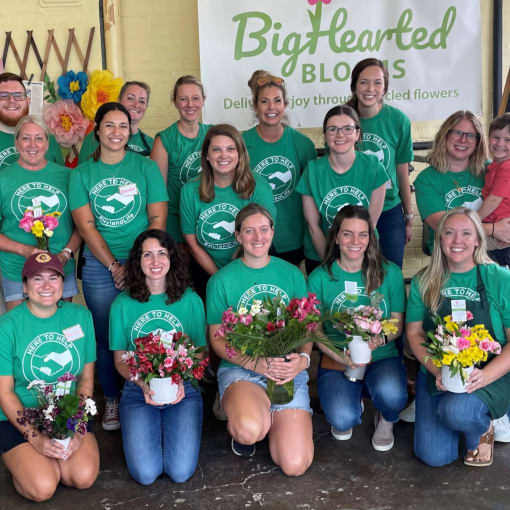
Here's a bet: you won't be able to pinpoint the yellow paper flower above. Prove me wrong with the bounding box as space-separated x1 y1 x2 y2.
80 70 124 120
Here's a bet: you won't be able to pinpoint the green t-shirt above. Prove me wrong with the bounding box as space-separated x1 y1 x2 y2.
206 256 308 368
69 150 168 259
296 152 388 261
308 261 405 362
78 130 154 164
414 166 484 254
109 288 206 351
358 104 414 211
0 130 63 171
180 175 277 269
0 301 96 421
0 161 75 280
243 125 316 253
156 122 211 243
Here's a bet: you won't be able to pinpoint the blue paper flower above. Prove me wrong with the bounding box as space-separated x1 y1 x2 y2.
57 71 88 104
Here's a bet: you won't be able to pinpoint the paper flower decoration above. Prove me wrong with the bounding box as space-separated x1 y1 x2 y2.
307 0 331 4
80 70 124 120
43 99 89 147
57 71 88 103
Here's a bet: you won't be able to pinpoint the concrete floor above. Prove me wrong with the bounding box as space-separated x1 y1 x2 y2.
1 381 510 510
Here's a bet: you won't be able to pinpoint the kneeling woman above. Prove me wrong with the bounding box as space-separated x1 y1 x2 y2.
0 253 98 502
110 229 206 484
207 204 313 476
308 205 407 451
406 207 510 467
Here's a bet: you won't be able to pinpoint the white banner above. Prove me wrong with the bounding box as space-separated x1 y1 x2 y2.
198 0 482 129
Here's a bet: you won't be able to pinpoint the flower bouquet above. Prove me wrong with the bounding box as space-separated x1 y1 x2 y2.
423 313 501 392
19 208 61 251
16 373 97 449
122 329 209 404
216 293 335 404
329 294 399 381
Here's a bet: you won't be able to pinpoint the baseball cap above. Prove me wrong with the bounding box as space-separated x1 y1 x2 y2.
22 252 65 280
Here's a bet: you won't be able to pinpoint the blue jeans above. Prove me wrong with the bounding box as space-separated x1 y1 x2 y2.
119 381 203 484
81 251 124 399
317 356 407 430
377 204 406 268
414 370 491 467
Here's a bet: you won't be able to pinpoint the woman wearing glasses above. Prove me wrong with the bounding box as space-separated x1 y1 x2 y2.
243 71 316 266
296 105 388 274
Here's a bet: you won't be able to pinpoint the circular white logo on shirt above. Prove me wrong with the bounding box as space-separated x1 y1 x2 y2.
441 286 480 302
253 155 296 202
0 145 17 169
361 133 390 170
90 177 141 228
444 185 482 211
197 202 239 250
11 181 67 220
180 151 202 184
320 186 368 226
22 332 81 384
131 309 183 342
238 284 290 309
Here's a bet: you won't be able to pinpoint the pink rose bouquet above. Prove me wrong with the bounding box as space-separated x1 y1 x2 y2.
19 209 61 251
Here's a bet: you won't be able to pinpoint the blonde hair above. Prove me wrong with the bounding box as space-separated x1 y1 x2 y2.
247 70 288 108
15 114 49 140
427 111 488 176
171 75 205 102
417 207 494 312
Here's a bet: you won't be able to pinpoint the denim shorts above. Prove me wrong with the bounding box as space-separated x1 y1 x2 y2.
0 419 94 454
217 365 312 414
2 271 79 302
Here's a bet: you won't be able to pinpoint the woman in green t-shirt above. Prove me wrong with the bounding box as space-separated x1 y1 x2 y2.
110 229 206 485
150 75 210 243
243 70 316 266
308 205 406 452
0 253 98 501
406 207 510 467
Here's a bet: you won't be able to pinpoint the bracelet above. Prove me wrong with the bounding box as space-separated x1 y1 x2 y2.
60 249 71 261
299 352 311 369
404 212 414 220
108 259 120 272
63 247 74 258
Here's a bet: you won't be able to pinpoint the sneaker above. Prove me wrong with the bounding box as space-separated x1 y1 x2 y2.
399 399 416 423
212 391 228 421
372 412 394 452
231 438 256 457
493 414 510 442
331 426 353 441
102 398 120 431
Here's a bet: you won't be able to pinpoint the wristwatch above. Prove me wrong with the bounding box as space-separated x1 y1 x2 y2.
63 247 74 258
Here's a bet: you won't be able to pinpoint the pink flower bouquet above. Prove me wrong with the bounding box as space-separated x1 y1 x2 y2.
19 209 61 251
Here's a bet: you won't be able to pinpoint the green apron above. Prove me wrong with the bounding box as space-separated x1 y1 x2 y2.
423 266 510 419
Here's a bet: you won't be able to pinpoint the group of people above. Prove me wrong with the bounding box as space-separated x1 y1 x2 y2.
0 56 510 501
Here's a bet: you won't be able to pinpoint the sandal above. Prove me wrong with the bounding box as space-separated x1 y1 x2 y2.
464 424 494 467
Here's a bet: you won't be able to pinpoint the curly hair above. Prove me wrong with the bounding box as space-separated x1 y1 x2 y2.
125 229 192 304
321 205 386 295
427 110 488 176
199 123 255 202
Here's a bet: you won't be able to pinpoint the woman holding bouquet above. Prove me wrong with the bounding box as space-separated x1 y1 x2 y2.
0 253 98 501
110 229 206 484
308 205 407 451
206 203 314 476
70 102 168 431
406 207 510 466
0 115 81 311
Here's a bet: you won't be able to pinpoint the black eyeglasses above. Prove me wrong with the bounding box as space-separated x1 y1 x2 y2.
324 125 358 136
448 129 479 142
0 91 27 102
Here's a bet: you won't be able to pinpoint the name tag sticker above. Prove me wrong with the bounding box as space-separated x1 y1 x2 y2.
31 197 43 218
345 281 358 302
63 324 84 342
451 300 467 322
385 180 393 190
119 184 138 196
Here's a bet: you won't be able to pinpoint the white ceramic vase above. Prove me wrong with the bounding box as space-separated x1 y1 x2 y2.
348 335 371 363
149 377 179 404
441 365 474 393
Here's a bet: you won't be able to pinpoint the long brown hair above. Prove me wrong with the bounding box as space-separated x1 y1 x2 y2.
199 124 255 202
321 205 386 295
345 58 389 112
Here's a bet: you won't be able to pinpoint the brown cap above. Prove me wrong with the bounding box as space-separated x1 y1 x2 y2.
22 253 65 280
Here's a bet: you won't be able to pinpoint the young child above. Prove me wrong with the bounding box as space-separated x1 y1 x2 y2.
477 113 510 266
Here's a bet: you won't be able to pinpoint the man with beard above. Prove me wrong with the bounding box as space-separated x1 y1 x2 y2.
0 72 63 170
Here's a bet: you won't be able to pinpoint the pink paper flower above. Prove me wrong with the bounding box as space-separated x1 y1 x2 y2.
43 99 89 147
307 0 331 4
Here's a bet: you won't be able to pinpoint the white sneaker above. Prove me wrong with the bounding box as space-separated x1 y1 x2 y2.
493 414 510 442
212 391 227 421
372 412 394 452
102 398 120 431
331 426 352 440
399 399 416 423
